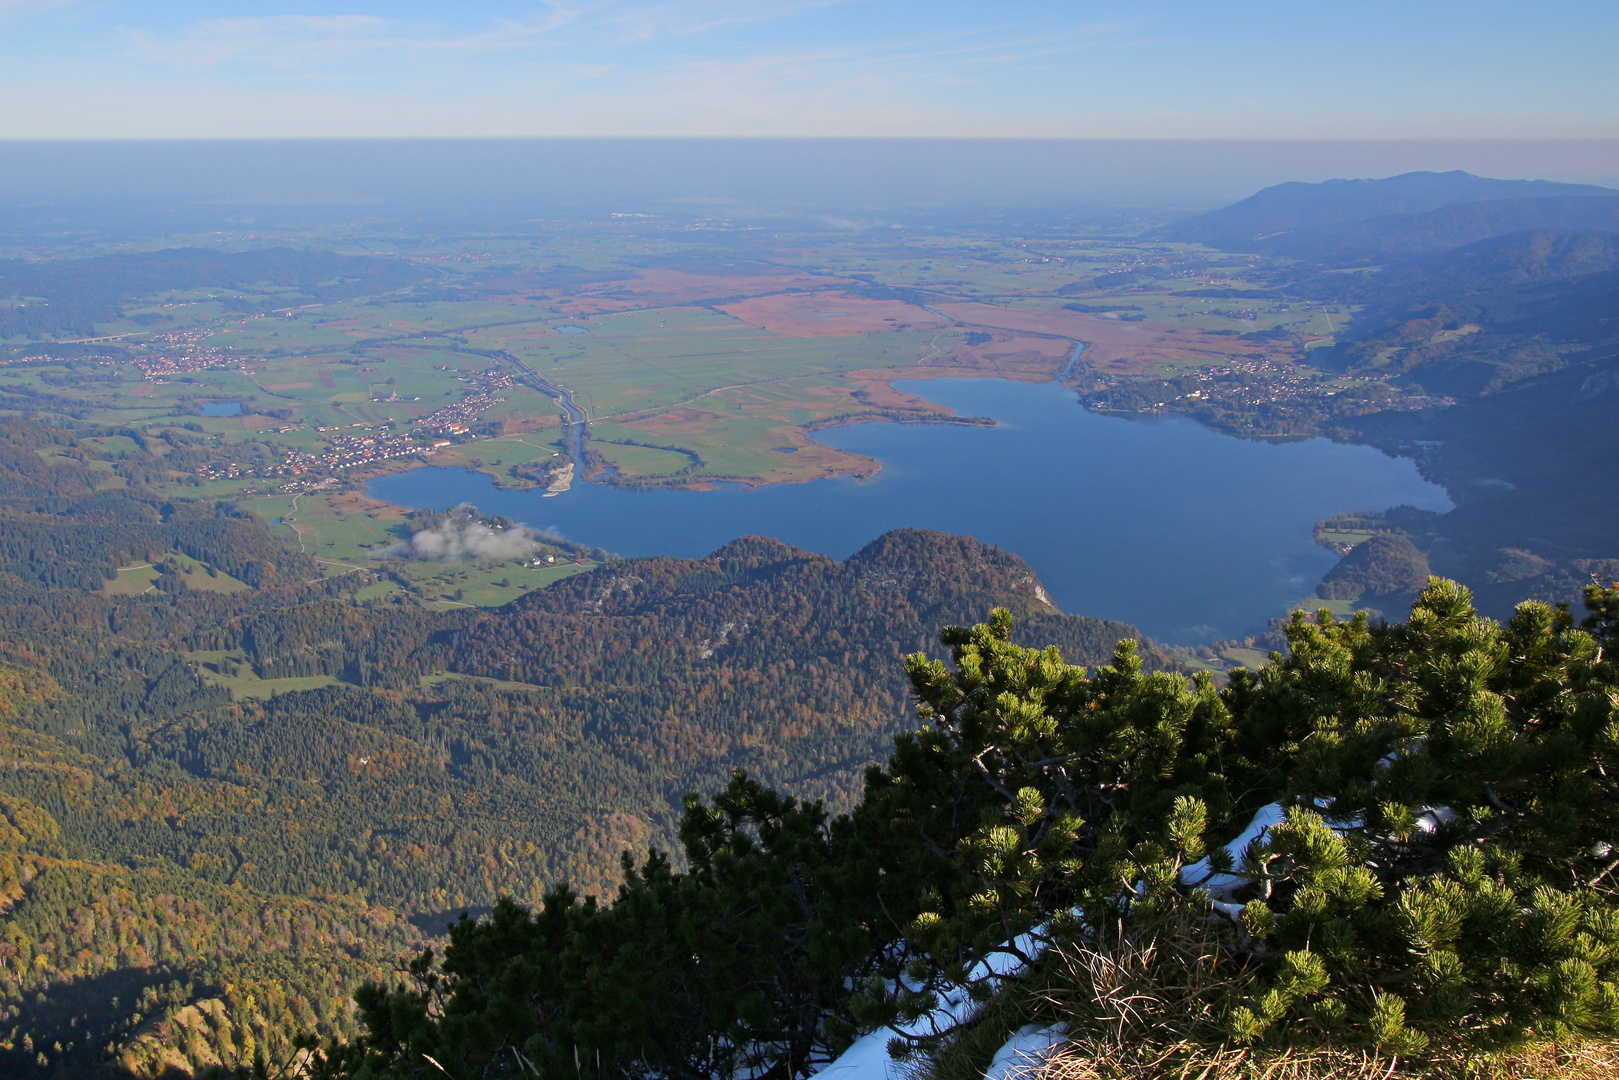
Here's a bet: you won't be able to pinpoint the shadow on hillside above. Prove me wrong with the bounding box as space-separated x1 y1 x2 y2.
409 905 495 938
0 965 191 1079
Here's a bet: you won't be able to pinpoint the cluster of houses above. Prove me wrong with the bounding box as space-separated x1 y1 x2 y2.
268 429 428 476
127 329 237 380
162 357 533 486
414 368 513 438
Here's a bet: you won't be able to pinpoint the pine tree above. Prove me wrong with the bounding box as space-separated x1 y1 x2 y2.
848 611 1237 1050
317 580 1619 1077
1219 579 1619 1053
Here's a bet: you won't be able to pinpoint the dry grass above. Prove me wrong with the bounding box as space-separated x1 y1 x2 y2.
1031 1039 1619 1080
1037 915 1254 1055
1036 1042 1400 1080
929 301 1288 374
717 291 948 337
946 916 1619 1080
1469 1041 1619 1080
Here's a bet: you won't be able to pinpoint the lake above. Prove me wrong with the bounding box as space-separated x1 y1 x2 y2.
200 401 241 416
368 378 1450 643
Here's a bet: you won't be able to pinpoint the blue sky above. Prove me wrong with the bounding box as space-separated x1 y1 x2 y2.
0 0 1613 139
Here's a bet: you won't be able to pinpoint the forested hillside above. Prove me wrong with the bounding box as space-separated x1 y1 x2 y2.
0 415 1156 1077
1159 170 1619 256
1147 176 1619 624
320 580 1619 1080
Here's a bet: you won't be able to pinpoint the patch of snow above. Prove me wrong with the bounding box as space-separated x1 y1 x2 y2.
984 1024 1067 1080
818 799 1417 1080
1181 803 1284 902
812 933 1043 1080
1414 806 1458 833
810 1028 907 1080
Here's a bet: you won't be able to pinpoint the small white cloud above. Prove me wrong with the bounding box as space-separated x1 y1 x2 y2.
374 507 548 564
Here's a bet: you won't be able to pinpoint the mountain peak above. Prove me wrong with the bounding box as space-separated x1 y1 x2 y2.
1159 172 1619 252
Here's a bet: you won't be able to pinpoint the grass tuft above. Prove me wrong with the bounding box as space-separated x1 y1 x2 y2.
925 914 1619 1080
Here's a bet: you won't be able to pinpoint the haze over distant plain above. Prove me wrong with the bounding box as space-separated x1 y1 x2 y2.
3 139 1619 222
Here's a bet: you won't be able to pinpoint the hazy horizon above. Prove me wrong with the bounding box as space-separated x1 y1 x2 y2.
2 138 1617 234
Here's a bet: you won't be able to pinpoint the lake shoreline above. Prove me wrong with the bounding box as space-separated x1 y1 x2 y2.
368 376 1450 644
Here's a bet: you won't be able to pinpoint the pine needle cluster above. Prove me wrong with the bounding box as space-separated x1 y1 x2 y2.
315 579 1619 1080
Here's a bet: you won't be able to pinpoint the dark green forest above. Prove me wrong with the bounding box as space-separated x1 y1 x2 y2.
0 415 1154 1078
318 580 1619 1080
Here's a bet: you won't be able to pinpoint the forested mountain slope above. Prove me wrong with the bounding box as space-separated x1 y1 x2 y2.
1159 170 1618 254
1160 178 1619 622
1356 349 1619 615
0 423 1157 1078
318 582 1619 1080
1242 195 1619 264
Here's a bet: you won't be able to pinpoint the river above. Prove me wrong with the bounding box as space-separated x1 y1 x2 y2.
368 377 1450 643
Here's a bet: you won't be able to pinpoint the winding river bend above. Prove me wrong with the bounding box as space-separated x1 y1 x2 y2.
370 377 1449 643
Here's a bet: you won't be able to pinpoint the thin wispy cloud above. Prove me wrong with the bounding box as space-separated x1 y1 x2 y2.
594 0 848 41
640 19 1142 116
103 3 1142 137
119 1 849 72
0 0 1607 139
0 0 77 25
120 4 1135 98
126 16 398 70
122 10 591 71
799 19 1144 75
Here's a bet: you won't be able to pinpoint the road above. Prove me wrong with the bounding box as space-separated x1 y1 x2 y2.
491 349 590 464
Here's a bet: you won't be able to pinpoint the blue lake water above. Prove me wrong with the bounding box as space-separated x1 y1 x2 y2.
368 378 1450 643
200 400 241 416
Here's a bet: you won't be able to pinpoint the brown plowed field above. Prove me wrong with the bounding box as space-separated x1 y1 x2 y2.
933 302 1280 373
927 332 1071 379
718 292 948 337
539 269 852 315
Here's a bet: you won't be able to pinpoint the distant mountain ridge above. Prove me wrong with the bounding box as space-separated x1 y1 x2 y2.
1251 196 1619 263
1159 171 1619 262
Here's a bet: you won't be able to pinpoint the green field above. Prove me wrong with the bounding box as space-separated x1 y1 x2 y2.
396 558 597 607
106 553 251 596
185 649 344 699
233 489 599 607
0 223 1351 580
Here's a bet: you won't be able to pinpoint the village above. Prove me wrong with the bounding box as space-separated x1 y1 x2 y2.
413 367 514 437
180 360 521 483
123 329 241 380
